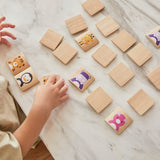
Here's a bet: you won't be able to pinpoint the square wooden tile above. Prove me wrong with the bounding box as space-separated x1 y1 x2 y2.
96 16 120 37
65 14 88 35
127 43 153 66
82 0 105 16
92 44 117 67
105 107 133 135
69 68 95 92
86 87 112 113
15 67 39 91
128 89 154 116
53 41 78 64
40 29 64 50
146 26 160 48
75 30 99 52
147 65 160 90
112 29 136 52
7 52 30 76
109 62 135 87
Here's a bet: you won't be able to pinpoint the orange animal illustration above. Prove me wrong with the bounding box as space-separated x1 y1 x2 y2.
79 33 95 46
8 55 25 72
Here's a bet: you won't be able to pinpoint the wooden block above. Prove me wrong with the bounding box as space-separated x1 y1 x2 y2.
7 52 30 76
127 43 153 66
15 67 39 91
53 41 78 64
92 44 117 67
146 26 160 48
65 14 88 35
147 65 160 90
40 29 64 50
127 89 154 116
86 87 112 113
96 16 120 37
82 0 105 16
109 62 135 87
105 107 133 135
75 30 99 52
112 29 136 52
69 68 95 92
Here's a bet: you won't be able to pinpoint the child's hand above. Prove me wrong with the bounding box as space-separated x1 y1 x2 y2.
33 74 69 113
0 16 16 46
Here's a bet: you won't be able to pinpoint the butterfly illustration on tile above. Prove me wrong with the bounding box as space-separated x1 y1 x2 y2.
149 30 160 46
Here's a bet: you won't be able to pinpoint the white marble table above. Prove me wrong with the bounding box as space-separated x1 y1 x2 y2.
1 0 160 159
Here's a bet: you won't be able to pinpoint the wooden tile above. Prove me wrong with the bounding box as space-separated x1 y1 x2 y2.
40 29 64 50
7 52 30 76
75 30 99 52
127 43 153 66
15 67 39 91
147 65 160 90
53 41 78 64
82 0 105 16
128 89 154 116
86 87 112 113
146 26 160 48
96 16 120 37
105 107 133 135
109 62 135 87
92 44 117 67
69 68 95 92
112 29 136 52
65 14 88 35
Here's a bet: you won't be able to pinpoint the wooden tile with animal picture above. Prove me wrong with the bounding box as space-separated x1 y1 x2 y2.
75 30 99 52
105 107 133 135
69 68 95 92
15 67 39 91
40 75 60 85
7 52 30 75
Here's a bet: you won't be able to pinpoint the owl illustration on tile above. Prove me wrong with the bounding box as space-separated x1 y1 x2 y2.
149 30 160 46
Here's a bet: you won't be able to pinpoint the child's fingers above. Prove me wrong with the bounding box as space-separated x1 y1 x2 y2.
60 94 69 103
0 37 11 46
0 23 15 30
0 17 6 24
54 78 65 89
47 75 57 85
0 31 16 39
60 84 68 96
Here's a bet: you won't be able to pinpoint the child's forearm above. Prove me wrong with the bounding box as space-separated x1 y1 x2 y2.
13 104 51 157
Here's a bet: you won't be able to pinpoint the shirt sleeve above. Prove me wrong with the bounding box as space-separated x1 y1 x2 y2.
0 130 23 160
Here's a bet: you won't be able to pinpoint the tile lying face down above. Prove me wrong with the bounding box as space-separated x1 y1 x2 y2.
69 68 95 92
75 30 99 52
65 14 88 35
86 87 112 113
7 52 30 76
40 29 64 50
105 107 133 135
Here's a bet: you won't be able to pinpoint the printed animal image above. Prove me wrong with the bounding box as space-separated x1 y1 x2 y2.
71 71 91 90
8 55 25 72
79 33 95 46
17 72 33 87
149 30 160 46
108 112 127 131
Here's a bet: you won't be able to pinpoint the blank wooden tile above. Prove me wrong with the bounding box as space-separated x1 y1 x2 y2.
65 14 88 35
96 16 120 37
7 52 30 76
109 62 135 87
69 68 95 92
146 26 160 48
15 67 39 91
40 29 64 50
92 44 117 67
128 89 154 116
127 43 153 66
82 0 105 16
147 65 160 90
112 29 136 52
75 30 99 52
86 87 112 113
105 107 133 135
53 41 78 64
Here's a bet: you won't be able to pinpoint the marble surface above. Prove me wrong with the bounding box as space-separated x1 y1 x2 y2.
1 0 160 159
